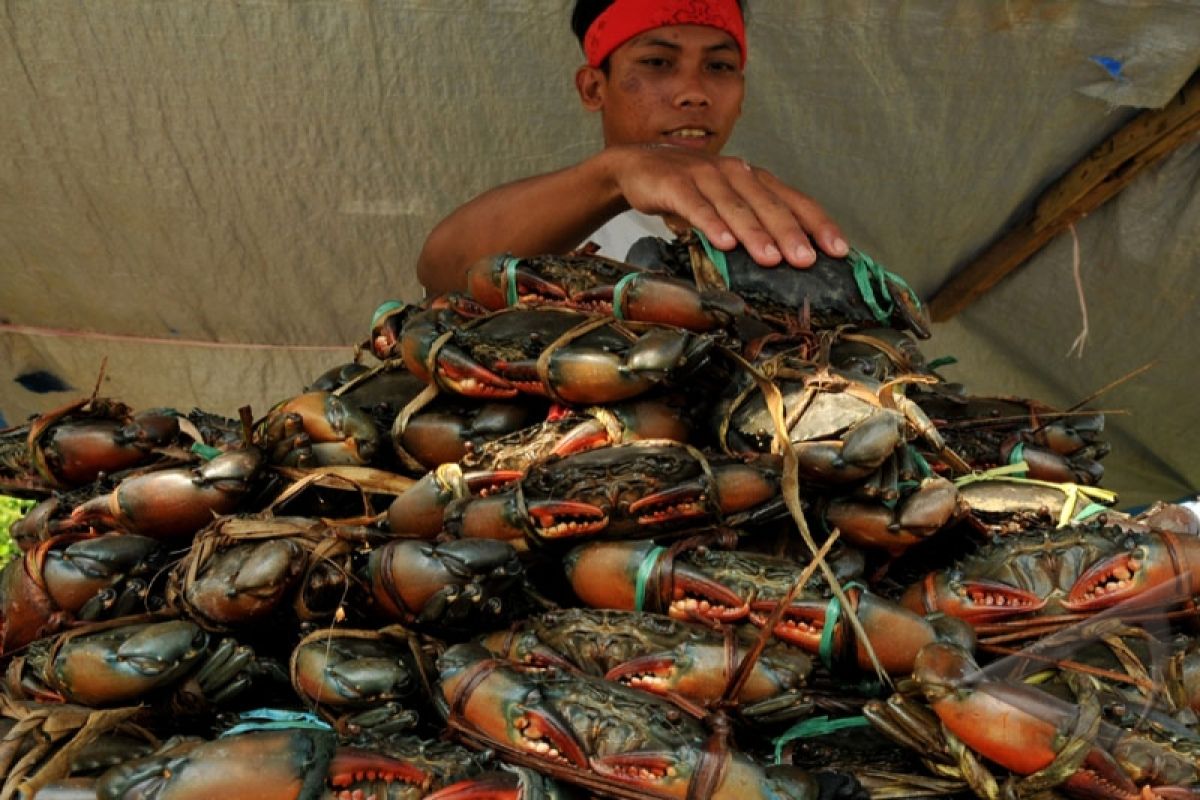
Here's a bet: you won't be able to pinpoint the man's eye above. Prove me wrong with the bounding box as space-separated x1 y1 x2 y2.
640 57 671 68
708 61 737 73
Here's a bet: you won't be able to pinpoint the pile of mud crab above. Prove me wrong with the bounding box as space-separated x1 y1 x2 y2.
3 231 1197 800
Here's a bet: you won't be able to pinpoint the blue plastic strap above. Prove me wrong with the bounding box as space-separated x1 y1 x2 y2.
220 708 331 737
773 715 871 763
634 546 667 612
371 300 405 329
503 256 522 307
692 229 731 288
611 272 640 321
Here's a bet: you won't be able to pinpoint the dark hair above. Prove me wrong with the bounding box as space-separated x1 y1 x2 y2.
571 0 747 46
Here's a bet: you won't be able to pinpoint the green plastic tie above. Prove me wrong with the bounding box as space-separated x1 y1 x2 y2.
611 272 639 321
503 256 522 307
907 445 933 479
848 249 921 324
1007 442 1029 477
692 229 731 288
817 580 866 671
1073 502 1109 523
221 708 331 737
773 715 871 764
927 356 958 371
634 546 667 612
190 442 221 461
371 300 404 329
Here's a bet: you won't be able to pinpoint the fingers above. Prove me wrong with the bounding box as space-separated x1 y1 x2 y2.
757 169 850 263
692 158 849 270
616 146 848 270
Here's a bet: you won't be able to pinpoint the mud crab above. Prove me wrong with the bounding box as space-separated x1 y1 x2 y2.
464 250 746 332
439 641 859 800
254 390 380 468
363 538 525 628
428 441 787 549
626 231 931 339
900 522 1200 645
0 532 166 655
914 392 1109 485
565 538 972 676
479 607 816 723
395 303 718 405
68 448 265 542
5 618 285 713
874 641 1200 799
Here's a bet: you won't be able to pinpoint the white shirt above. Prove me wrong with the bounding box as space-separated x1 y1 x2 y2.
583 210 675 262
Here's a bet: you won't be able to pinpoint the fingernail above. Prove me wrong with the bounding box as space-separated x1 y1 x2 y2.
795 244 814 262
832 237 848 255
719 231 736 247
764 243 781 260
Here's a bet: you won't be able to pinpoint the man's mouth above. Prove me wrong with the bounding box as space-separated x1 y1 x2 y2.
665 127 712 140
662 127 715 150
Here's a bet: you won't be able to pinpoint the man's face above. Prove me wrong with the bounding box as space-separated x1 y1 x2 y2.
577 24 744 156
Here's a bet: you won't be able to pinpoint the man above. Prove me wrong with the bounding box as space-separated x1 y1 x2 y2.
417 0 848 295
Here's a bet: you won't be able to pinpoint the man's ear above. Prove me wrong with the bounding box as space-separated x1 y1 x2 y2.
575 65 606 112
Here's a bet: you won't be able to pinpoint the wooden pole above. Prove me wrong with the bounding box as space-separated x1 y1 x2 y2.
928 71 1200 322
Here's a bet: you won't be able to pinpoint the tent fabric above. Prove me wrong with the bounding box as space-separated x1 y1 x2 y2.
2 1 1198 508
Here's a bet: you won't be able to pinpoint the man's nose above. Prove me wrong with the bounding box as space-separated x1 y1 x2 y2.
673 72 711 108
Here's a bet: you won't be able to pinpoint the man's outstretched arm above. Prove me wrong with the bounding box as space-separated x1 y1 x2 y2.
416 144 848 295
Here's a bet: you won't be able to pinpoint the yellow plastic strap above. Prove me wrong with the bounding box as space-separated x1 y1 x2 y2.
954 462 1118 528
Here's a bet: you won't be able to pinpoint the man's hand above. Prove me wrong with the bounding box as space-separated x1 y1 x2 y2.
605 144 848 268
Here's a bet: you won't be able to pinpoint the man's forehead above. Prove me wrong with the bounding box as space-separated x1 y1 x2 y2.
623 24 739 51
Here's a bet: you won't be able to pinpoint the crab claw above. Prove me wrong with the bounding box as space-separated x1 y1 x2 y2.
434 344 519 399
913 642 1156 796
592 752 692 794
388 466 521 538
524 500 610 540
748 599 829 652
628 484 709 526
615 274 746 331
327 747 433 792
466 255 570 309
666 564 751 624
438 644 589 769
902 573 1047 623
1064 537 1171 613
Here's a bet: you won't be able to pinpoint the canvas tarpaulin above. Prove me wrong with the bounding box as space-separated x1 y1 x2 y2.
2 0 1198 508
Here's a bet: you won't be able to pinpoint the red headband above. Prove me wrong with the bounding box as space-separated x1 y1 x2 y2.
583 0 746 69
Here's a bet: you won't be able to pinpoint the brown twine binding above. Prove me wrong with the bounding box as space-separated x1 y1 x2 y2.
390 382 442 473
722 348 891 687
534 314 635 404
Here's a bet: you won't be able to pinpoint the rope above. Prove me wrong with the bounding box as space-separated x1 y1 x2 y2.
1 322 352 352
